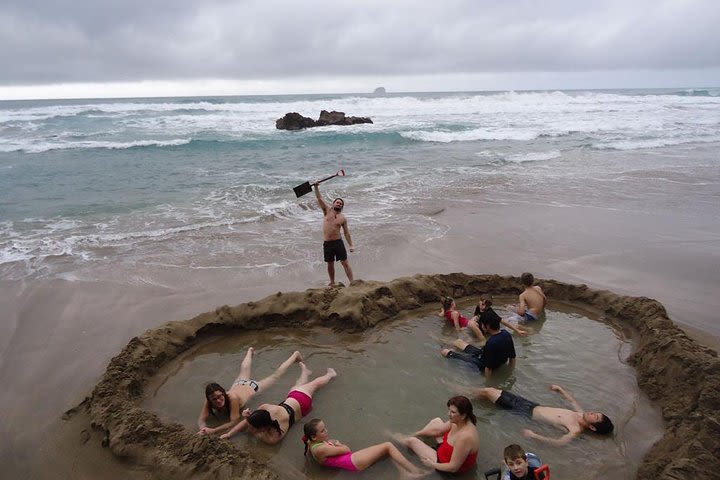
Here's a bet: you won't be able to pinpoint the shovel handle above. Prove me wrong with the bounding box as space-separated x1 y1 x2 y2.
314 169 345 186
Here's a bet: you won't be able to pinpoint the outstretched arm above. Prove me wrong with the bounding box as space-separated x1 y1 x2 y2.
220 418 248 439
314 184 328 214
501 319 527 336
550 384 583 412
523 428 575 446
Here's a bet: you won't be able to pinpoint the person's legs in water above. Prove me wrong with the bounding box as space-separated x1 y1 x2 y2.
255 351 303 392
351 442 424 475
293 366 337 397
232 347 255 384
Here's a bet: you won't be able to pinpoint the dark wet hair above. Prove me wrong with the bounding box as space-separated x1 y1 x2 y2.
205 382 230 418
520 272 535 287
333 197 344 209
503 444 526 462
474 294 493 316
442 296 454 311
447 395 477 425
591 414 614 435
302 418 323 455
247 409 283 435
480 310 501 330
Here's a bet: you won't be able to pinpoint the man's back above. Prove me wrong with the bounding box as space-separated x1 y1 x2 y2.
520 286 546 317
483 330 516 370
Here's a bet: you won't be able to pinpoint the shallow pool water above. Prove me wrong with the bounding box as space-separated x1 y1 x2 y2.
144 299 664 479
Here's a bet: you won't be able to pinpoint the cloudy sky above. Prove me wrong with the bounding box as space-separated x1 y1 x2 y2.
1 0 719 99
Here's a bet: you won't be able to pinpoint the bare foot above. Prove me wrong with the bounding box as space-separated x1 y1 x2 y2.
328 282 335 287
247 346 255 355
292 351 303 363
299 362 312 377
326 367 337 378
440 348 451 357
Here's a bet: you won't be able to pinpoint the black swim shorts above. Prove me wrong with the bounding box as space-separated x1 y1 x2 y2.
323 239 347 262
495 391 539 418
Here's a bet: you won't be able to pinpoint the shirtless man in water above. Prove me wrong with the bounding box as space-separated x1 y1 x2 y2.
475 385 614 446
516 272 546 322
314 183 354 286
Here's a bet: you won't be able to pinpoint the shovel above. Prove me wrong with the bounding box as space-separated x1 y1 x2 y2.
293 169 346 198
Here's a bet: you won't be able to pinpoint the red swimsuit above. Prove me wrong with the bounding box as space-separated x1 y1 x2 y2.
436 431 478 474
444 310 469 328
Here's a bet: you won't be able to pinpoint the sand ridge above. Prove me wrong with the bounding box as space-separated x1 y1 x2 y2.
65 273 720 479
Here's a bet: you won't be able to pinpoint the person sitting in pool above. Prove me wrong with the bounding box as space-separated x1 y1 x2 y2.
390 395 480 474
197 348 302 436
442 311 516 378
475 384 614 446
220 363 336 444
439 296 469 332
302 418 425 475
469 294 527 339
515 273 546 322
503 444 547 480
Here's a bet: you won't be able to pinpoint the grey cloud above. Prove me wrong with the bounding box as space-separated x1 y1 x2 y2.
1 0 719 86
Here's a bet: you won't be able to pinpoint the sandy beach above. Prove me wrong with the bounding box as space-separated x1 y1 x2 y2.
1 191 718 479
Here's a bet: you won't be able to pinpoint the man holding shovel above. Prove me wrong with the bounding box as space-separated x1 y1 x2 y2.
314 183 354 286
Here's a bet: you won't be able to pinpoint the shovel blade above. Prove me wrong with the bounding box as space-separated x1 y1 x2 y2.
293 181 313 197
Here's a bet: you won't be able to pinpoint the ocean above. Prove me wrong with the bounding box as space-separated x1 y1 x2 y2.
1 88 720 479
2 88 719 286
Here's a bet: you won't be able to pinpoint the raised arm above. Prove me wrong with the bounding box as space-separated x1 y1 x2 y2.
314 184 328 214
523 428 576 446
550 384 583 412
451 311 462 331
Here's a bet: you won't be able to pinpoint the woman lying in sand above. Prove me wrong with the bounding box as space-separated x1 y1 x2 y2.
197 348 302 436
390 396 480 474
220 363 336 444
302 418 426 475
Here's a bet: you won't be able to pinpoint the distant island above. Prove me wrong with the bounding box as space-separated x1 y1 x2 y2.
373 87 387 95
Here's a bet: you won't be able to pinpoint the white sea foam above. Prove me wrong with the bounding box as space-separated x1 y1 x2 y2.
0 138 192 153
507 150 562 163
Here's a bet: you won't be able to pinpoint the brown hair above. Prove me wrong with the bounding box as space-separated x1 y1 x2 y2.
302 418 323 456
520 272 535 287
503 444 526 462
447 395 477 425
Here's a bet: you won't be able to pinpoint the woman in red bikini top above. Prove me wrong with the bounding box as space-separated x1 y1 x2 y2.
397 395 480 474
439 296 469 331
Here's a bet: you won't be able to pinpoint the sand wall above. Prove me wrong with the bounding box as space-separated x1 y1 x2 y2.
68 274 720 479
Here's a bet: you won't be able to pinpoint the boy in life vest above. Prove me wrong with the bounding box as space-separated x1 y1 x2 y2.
503 444 548 480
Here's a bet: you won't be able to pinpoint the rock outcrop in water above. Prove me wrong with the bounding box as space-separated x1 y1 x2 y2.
275 110 373 130
67 273 720 480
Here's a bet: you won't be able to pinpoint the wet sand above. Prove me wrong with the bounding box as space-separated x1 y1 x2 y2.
1 199 719 479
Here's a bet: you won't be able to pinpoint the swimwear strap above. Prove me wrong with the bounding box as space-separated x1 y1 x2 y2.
279 402 295 428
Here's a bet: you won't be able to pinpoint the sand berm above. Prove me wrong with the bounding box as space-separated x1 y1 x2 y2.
64 273 720 480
